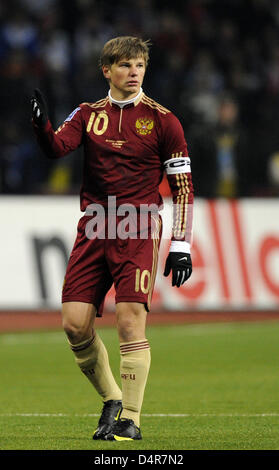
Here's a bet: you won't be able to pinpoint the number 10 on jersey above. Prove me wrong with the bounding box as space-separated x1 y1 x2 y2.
86 111 108 135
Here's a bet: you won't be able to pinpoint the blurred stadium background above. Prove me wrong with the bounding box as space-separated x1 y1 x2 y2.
1 0 279 330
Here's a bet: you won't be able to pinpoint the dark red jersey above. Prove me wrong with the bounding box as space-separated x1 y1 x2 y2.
33 92 194 241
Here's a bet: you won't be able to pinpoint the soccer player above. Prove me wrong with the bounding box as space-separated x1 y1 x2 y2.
31 36 194 441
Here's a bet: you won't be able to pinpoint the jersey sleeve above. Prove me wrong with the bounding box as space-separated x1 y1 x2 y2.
160 113 194 244
32 106 83 159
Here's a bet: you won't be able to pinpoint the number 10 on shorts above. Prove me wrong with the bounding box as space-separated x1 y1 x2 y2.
135 268 151 294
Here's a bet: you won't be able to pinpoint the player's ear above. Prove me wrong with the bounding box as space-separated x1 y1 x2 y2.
102 65 111 80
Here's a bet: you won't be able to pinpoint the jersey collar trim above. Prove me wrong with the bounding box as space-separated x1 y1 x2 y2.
108 88 143 108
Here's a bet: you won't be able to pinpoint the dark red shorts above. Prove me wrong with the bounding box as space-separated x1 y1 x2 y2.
62 212 162 316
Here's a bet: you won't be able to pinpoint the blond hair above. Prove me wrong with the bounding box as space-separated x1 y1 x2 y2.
100 36 151 68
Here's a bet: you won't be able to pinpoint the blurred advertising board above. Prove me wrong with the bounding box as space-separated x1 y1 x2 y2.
0 196 278 311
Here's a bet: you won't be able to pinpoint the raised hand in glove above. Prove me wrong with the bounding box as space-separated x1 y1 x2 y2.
31 88 48 127
163 252 192 287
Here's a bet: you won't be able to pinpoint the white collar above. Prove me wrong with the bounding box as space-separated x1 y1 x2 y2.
108 88 143 108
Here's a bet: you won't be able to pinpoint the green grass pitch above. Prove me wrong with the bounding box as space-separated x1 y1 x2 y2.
0 321 279 450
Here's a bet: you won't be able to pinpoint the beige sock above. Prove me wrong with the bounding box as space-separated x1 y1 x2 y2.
119 339 151 427
69 332 122 402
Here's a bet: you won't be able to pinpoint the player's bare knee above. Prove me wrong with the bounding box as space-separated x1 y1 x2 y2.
117 319 136 342
116 302 146 342
62 315 93 343
61 302 96 344
63 321 88 343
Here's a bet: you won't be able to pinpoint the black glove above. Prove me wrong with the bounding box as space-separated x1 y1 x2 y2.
163 252 192 287
31 88 48 127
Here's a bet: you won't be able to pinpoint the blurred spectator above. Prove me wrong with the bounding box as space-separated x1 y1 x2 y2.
188 94 251 198
0 7 39 59
184 50 224 125
268 152 279 196
0 121 46 193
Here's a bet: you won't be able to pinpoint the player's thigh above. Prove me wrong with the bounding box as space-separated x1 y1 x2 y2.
62 215 112 317
62 301 97 343
115 302 147 343
111 214 162 311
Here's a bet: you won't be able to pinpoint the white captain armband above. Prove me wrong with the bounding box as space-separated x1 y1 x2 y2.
164 157 191 175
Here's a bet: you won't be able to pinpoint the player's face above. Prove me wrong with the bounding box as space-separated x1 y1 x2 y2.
103 56 146 100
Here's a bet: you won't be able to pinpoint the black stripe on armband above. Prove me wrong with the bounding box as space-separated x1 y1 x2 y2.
164 157 191 175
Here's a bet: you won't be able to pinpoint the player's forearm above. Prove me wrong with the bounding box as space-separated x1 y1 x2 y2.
163 169 194 286
31 88 82 159
33 120 71 159
167 171 194 247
